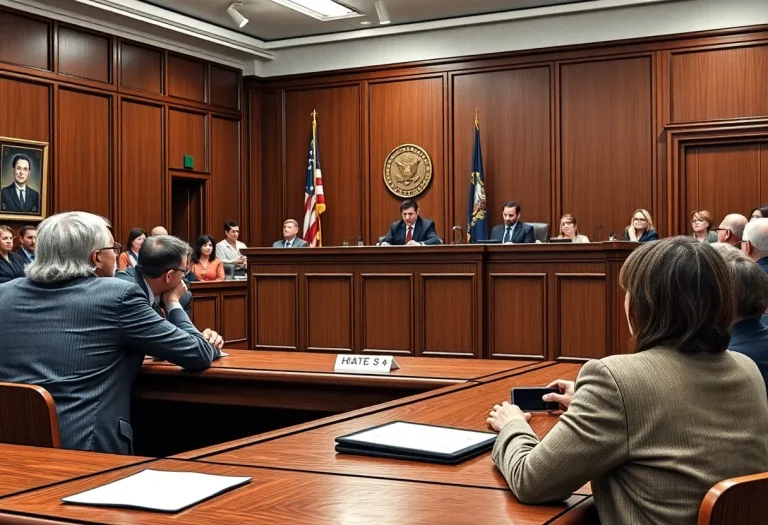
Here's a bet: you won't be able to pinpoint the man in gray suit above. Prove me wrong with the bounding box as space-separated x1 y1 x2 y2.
273 219 308 248
0 211 223 455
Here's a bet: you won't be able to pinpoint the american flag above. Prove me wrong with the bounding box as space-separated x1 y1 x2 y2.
302 110 326 247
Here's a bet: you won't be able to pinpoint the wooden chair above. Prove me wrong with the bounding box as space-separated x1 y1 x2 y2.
698 472 768 525
0 382 60 448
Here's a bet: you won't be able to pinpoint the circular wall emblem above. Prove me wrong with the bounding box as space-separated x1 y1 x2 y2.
383 144 432 198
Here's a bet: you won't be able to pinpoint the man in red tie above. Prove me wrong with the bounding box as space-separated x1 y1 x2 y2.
379 199 441 246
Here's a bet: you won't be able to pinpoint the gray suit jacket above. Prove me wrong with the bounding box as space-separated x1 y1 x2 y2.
115 268 192 316
272 237 308 248
493 348 768 524
0 276 220 455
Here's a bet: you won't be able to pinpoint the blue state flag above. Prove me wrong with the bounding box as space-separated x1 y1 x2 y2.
467 117 488 242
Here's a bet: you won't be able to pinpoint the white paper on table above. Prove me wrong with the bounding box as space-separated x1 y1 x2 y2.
340 422 495 455
61 469 251 512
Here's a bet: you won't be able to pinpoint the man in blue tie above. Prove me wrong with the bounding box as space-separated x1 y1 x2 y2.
490 201 535 244
0 154 41 214
16 225 36 264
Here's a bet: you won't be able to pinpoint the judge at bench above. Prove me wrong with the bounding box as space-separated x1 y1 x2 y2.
273 219 308 248
490 201 535 243
379 199 441 246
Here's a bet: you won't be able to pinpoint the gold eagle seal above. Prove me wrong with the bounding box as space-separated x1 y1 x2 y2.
383 144 432 198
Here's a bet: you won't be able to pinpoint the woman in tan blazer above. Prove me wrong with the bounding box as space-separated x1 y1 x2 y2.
190 234 225 282
487 237 768 524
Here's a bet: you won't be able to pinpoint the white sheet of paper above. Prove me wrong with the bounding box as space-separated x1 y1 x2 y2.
62 469 251 512
342 422 495 455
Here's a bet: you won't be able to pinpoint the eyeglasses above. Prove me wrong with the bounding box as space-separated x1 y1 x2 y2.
633 218 647 222
166 268 187 274
96 243 121 255
715 228 731 233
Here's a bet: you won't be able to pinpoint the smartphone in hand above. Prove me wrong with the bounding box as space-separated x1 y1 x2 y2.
511 387 560 412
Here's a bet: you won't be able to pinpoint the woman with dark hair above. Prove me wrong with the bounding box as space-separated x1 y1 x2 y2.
191 234 224 282
749 206 768 221
487 237 768 524
117 228 146 270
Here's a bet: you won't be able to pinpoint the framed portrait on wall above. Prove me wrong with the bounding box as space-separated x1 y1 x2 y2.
0 137 49 221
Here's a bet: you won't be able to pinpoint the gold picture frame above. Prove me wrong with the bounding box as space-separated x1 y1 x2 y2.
0 137 49 221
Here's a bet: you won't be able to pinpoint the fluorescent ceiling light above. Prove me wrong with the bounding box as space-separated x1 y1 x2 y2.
227 3 249 27
268 0 362 21
374 1 390 25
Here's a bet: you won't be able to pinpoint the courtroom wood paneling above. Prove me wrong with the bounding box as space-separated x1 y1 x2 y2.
168 109 207 171
0 11 49 71
253 275 298 350
305 274 353 352
57 26 110 83
361 274 414 354
222 293 247 344
421 273 476 357
191 294 218 333
56 88 111 218
248 90 261 247
209 117 241 236
368 77 445 240
560 56 653 240
0 76 50 142
488 274 546 359
555 273 607 360
284 84 362 246
670 44 768 123
260 91 282 245
167 54 206 103
453 67 552 227
210 65 239 109
119 42 162 94
120 100 164 245
171 177 204 243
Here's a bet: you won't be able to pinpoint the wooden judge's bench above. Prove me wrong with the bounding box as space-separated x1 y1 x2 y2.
242 242 637 361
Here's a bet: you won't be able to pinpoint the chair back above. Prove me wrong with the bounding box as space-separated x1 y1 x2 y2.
223 262 236 280
528 222 550 243
0 382 60 448
698 472 768 525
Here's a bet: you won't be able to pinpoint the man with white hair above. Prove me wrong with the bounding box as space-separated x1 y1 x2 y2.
0 211 222 455
741 218 768 272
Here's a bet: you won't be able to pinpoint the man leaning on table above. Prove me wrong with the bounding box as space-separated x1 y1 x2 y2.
0 211 223 455
379 199 441 246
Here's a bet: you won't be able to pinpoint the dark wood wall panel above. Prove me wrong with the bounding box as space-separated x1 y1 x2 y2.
222 293 247 343
191 295 218 334
488 274 546 359
120 100 164 245
120 42 162 94
253 275 297 350
211 66 239 109
453 67 552 228
0 12 49 71
167 54 206 103
260 91 282 244
57 26 110 83
421 274 476 357
560 56 653 239
369 77 445 241
361 274 413 354
56 89 111 218
305 274 353 352
556 274 606 359
0 76 49 142
168 109 207 171
671 45 768 123
284 85 362 246
209 117 241 238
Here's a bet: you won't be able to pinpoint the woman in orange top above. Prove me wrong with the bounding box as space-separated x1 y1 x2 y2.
191 234 224 281
117 228 146 270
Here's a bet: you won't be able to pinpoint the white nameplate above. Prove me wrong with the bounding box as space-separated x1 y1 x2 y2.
334 355 400 375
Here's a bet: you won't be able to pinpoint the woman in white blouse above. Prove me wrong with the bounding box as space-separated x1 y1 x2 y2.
557 214 590 243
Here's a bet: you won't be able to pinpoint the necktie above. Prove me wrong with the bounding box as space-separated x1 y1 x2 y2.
286 241 291 248
20 190 25 207
405 227 412 244
504 226 512 243
29 254 34 262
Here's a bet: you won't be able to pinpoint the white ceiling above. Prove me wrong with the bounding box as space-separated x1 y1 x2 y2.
141 0 587 41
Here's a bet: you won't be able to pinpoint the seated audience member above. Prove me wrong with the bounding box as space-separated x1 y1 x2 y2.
690 210 717 243
749 206 768 221
151 225 168 236
273 219 308 248
16 225 36 264
622 208 659 242
712 243 768 390
490 201 535 244
0 225 25 283
191 235 225 281
486 237 768 523
556 214 589 243
216 221 247 269
379 199 441 246
117 228 146 270
115 235 193 315
0 211 222 455
742 218 768 272
716 213 748 246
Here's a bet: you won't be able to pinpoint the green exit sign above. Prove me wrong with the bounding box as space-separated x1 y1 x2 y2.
183 155 194 169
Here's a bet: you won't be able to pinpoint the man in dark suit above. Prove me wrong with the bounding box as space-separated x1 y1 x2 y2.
16 225 36 264
272 219 308 248
742 218 768 273
0 211 222 455
490 201 535 244
379 199 441 246
115 235 193 316
0 154 40 214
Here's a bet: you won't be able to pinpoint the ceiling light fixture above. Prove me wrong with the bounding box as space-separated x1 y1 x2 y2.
227 2 249 28
374 1 390 25
268 0 362 21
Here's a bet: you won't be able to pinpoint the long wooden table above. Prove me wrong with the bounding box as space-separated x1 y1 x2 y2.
244 242 636 361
